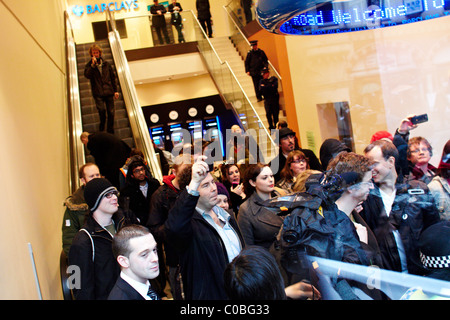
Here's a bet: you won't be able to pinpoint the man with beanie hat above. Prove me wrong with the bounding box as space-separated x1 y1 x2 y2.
119 156 161 225
68 178 130 300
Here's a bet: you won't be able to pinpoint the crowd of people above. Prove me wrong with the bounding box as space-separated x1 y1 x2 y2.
63 113 449 301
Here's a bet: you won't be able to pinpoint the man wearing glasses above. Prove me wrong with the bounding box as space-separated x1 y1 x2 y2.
68 178 132 300
119 156 161 226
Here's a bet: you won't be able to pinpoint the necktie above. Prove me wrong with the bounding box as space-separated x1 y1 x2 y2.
147 286 160 300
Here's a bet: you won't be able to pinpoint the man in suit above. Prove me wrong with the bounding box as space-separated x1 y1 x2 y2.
108 225 161 300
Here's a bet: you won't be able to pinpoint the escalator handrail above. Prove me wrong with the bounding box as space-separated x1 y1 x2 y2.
65 11 86 193
105 9 163 182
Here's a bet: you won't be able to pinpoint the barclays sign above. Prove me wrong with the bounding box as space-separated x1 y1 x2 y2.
72 0 139 17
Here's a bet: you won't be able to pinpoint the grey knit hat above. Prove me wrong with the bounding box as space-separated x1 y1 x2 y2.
84 178 117 212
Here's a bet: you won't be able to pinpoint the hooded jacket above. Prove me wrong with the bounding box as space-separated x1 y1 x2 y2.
119 157 161 225
319 138 351 171
62 186 89 255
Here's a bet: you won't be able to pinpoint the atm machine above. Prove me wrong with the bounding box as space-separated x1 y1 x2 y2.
168 122 186 150
149 125 166 150
203 116 224 159
187 120 203 143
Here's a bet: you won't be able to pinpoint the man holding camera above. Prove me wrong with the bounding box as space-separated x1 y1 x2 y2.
84 44 119 134
164 156 245 300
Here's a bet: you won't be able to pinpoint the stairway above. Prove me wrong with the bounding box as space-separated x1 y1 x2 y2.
209 37 286 128
209 36 284 160
76 39 135 163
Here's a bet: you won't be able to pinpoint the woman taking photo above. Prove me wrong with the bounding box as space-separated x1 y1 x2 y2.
237 163 283 249
277 150 310 193
220 163 246 215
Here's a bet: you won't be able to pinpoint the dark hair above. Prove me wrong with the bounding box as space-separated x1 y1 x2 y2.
223 246 286 300
364 139 399 164
243 163 268 196
127 157 146 179
220 164 241 184
437 139 450 179
112 224 150 259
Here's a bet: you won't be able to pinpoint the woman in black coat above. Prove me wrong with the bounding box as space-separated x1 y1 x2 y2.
238 163 283 249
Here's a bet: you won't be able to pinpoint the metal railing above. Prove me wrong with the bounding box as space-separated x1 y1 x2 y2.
65 11 86 192
192 12 278 157
224 2 282 81
105 9 163 181
105 9 277 159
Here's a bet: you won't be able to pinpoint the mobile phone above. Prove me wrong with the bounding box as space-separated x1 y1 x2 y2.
410 113 428 125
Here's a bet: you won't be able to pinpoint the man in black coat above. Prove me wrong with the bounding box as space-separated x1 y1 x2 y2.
168 0 185 43
119 156 161 225
245 40 268 102
361 140 440 275
196 0 213 38
165 156 245 300
81 131 131 189
84 44 119 134
69 178 128 300
259 67 279 130
147 154 193 300
150 0 170 45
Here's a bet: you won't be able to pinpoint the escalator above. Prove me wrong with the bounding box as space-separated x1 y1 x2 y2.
76 39 135 162
65 12 163 195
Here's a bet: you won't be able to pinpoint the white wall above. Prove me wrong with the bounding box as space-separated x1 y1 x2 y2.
0 0 68 299
286 16 450 164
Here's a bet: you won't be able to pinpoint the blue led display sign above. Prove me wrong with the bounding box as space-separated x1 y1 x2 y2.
72 0 139 17
256 0 450 35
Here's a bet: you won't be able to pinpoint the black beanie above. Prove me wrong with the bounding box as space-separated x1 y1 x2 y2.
84 178 117 212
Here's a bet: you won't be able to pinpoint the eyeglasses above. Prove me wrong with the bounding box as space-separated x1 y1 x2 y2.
105 190 119 199
410 148 430 154
291 159 307 164
133 167 146 174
